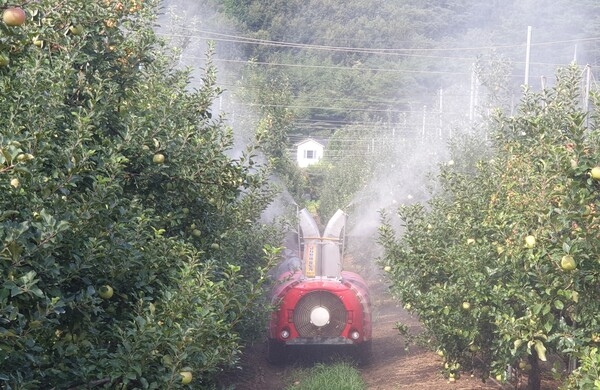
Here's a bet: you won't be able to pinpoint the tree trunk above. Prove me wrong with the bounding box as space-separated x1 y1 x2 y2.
527 351 541 390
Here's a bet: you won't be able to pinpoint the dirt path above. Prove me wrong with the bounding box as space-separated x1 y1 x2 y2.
358 278 500 390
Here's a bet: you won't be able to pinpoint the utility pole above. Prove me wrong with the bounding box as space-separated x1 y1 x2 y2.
439 88 443 138
583 64 592 128
469 65 476 121
469 64 478 122
421 105 427 142
584 64 591 115
524 26 532 86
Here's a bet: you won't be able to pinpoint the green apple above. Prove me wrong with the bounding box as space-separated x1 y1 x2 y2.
524 235 536 248
591 166 600 180
99 285 114 299
153 153 165 164
0 53 9 67
180 370 192 384
69 24 84 35
15 153 34 162
462 301 470 310
560 255 576 271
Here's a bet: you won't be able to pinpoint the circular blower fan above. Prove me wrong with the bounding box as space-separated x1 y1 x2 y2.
293 291 347 337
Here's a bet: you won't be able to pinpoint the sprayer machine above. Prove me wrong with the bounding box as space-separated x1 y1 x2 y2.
267 209 372 364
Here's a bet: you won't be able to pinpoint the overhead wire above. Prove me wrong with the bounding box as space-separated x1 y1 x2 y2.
158 26 600 57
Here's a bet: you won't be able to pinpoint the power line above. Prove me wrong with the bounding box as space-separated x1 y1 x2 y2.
181 52 579 81
158 27 600 56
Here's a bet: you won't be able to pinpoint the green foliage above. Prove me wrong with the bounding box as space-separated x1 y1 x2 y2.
212 0 600 138
309 124 376 220
379 66 600 388
286 362 365 390
212 0 600 225
238 61 306 200
0 0 280 387
561 347 600 390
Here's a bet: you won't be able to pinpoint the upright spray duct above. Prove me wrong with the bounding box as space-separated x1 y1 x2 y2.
298 208 346 278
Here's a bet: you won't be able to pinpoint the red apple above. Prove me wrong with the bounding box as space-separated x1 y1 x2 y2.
3 7 26 26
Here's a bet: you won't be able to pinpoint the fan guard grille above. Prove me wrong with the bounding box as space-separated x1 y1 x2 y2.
293 291 347 337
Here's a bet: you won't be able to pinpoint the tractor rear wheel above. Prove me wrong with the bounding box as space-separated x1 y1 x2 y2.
353 340 372 366
266 338 287 365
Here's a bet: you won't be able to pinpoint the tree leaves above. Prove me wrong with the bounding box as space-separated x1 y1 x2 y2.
379 66 600 387
1 0 281 387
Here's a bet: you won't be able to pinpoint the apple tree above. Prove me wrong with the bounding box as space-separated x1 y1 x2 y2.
1 0 281 388
379 66 600 389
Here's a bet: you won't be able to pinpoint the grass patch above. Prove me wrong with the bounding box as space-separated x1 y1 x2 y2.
285 362 365 390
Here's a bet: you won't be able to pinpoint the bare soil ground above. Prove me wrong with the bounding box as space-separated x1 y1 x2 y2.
358 279 500 390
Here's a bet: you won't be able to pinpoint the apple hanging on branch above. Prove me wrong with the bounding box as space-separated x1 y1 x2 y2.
180 368 193 384
0 53 9 67
2 7 26 26
69 24 84 36
99 285 114 299
560 255 577 271
524 235 536 249
153 153 165 164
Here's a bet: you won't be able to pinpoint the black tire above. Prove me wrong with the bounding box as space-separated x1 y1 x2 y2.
353 340 372 366
266 338 287 365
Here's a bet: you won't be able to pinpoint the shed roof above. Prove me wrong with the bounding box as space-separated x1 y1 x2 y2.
294 137 325 147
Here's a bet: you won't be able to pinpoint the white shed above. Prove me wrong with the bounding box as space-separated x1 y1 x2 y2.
296 138 324 168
